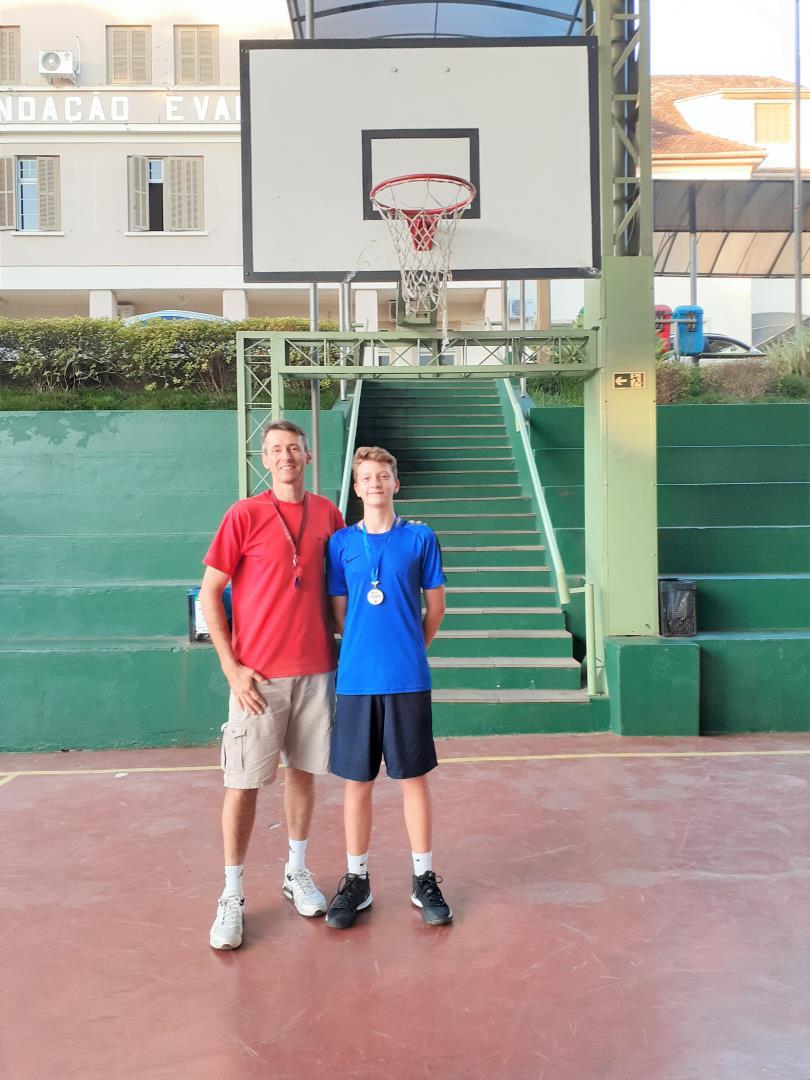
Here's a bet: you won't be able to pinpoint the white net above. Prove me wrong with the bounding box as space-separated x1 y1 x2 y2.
370 174 475 343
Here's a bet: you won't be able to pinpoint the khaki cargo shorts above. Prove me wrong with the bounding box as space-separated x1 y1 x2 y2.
220 671 335 789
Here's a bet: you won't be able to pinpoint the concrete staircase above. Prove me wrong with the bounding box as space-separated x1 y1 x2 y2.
349 380 599 735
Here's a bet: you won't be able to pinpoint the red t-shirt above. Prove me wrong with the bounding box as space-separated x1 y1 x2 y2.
204 490 345 679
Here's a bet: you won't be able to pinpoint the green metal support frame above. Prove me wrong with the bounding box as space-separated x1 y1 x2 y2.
236 325 602 694
236 325 598 499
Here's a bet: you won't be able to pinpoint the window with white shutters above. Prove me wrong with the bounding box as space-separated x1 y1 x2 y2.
107 26 151 85
174 26 219 85
127 156 203 232
37 157 61 231
7 157 61 232
0 26 20 84
127 156 149 231
0 158 14 229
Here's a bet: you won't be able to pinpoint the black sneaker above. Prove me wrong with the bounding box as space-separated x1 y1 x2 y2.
325 873 373 929
411 871 453 925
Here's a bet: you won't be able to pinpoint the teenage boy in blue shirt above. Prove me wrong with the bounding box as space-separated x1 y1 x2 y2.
324 446 452 927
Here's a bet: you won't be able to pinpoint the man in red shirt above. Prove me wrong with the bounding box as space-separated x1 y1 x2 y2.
201 420 344 950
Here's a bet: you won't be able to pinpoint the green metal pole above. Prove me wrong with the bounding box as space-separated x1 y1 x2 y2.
583 0 659 688
271 335 285 421
236 333 249 499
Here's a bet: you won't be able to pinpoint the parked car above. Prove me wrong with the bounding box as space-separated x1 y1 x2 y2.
667 333 764 365
697 333 764 362
122 310 228 325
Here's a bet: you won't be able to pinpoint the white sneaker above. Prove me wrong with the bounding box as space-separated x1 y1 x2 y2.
282 865 327 917
209 893 244 949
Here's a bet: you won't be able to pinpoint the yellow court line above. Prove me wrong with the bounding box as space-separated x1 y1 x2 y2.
439 749 810 764
0 765 220 777
0 747 809 780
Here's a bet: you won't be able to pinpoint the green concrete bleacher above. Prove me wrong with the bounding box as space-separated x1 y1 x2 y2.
530 403 810 733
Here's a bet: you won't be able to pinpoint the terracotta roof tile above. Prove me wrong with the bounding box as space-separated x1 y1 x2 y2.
651 74 793 158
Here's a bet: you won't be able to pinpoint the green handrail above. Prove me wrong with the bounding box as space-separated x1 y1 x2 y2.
338 380 363 518
503 378 570 607
503 380 601 695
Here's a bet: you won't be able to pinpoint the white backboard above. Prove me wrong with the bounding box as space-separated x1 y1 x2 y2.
241 39 599 282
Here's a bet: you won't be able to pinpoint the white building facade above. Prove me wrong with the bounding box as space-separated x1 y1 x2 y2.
0 1 503 329
1 1 323 321
0 10 806 339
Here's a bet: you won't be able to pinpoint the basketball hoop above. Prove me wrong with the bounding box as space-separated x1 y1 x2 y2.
370 173 476 343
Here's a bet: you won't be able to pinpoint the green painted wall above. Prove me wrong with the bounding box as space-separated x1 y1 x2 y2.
0 408 346 752
2 403 809 750
604 637 700 736
530 403 810 735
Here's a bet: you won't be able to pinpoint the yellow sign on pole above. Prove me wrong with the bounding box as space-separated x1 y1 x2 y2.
612 371 646 389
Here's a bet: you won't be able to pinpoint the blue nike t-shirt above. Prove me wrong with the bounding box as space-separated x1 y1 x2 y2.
326 518 446 695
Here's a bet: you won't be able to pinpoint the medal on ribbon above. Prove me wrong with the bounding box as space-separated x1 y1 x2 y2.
359 516 400 605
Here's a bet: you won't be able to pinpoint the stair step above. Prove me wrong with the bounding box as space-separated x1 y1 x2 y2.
534 445 810 486
397 486 524 499
542 481 810 529
0 533 210 584
438 534 542 547
395 496 528 504
443 589 556 607
444 568 551 586
442 547 546 567
431 655 579 667
441 609 566 630
429 631 572 658
414 515 536 531
431 688 589 703
391 498 532 516
429 659 582 690
0 583 194 638
390 447 512 456
677 573 810 631
362 396 499 406
358 405 502 415
358 422 507 431
1 492 232 534
398 470 517 480
660 525 810 575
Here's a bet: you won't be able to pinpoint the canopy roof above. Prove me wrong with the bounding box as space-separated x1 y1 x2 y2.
286 0 584 39
653 180 810 278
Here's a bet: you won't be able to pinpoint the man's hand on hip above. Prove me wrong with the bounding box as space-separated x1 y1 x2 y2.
226 664 267 716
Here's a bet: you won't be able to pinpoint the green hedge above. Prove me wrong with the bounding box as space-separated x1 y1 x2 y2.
529 357 810 407
0 317 337 395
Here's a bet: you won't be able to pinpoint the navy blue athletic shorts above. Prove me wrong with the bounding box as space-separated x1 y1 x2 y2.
331 691 438 782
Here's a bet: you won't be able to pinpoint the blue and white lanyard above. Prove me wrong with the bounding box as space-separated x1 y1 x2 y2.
359 516 400 588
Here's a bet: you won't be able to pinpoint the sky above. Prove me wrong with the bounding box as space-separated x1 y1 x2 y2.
650 0 807 83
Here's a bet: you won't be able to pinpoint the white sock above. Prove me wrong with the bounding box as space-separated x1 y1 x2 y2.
287 838 308 874
347 852 369 877
412 851 433 876
224 864 244 897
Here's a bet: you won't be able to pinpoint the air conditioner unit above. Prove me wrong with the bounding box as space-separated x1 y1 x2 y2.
38 50 79 79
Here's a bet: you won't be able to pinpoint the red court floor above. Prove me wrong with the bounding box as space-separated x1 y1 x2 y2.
2 731 809 1080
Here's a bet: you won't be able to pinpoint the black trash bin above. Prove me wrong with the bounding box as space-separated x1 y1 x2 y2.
658 578 697 637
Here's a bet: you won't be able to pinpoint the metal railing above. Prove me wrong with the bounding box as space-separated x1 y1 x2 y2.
338 380 363 519
503 379 570 607
503 378 599 696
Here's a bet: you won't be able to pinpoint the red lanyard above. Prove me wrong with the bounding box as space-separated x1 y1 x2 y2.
270 491 308 589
